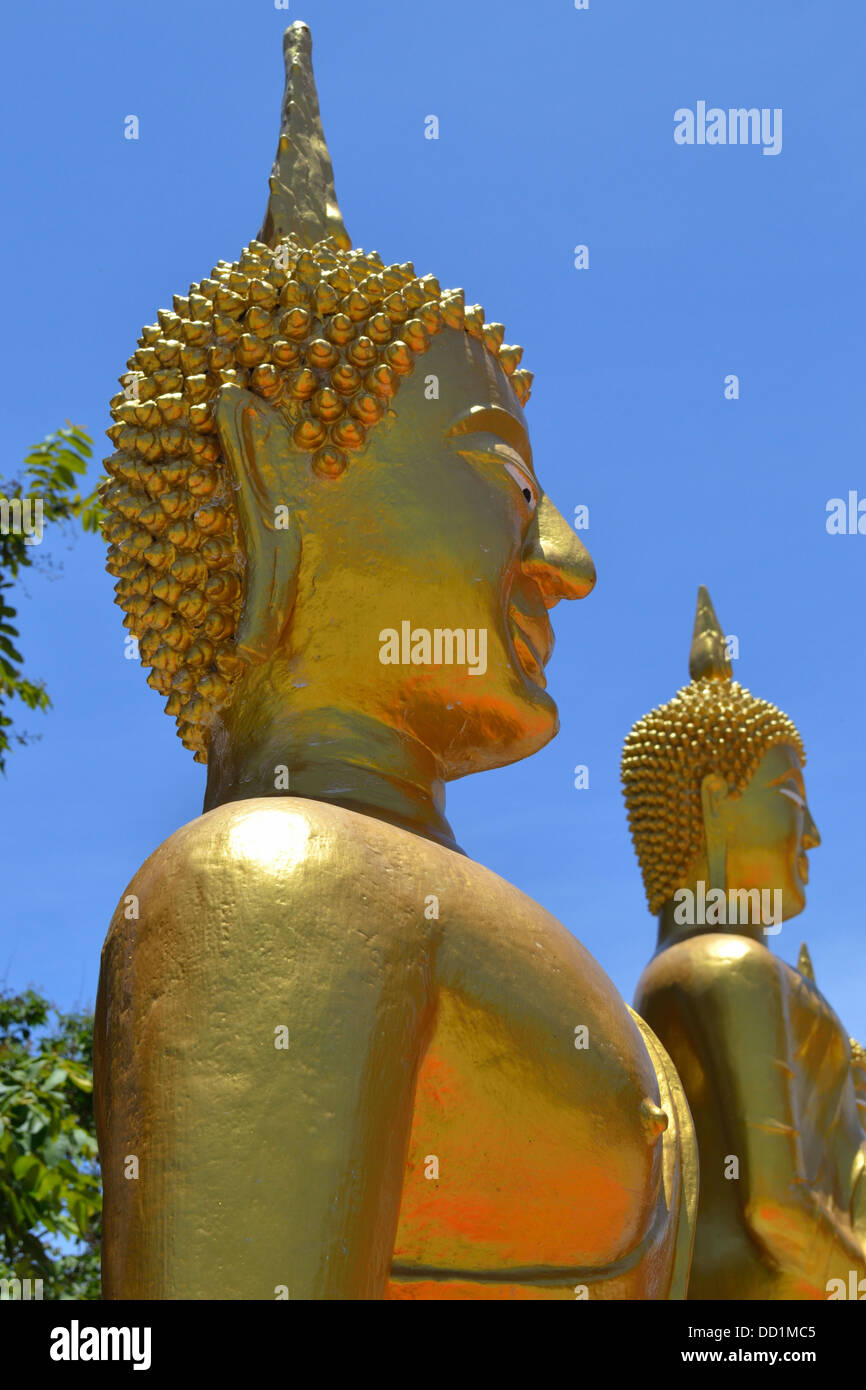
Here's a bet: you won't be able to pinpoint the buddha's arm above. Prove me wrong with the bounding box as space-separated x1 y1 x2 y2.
849 1041 866 1238
95 801 435 1300
627 1008 699 1299
431 897 695 1292
851 1040 866 1130
693 951 866 1287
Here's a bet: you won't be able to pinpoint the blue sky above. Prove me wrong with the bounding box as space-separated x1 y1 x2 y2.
1 0 864 1041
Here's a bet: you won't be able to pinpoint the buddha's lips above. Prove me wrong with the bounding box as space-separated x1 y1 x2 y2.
798 852 809 885
508 603 554 688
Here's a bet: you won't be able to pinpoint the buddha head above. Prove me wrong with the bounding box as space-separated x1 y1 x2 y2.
621 588 820 926
100 23 594 803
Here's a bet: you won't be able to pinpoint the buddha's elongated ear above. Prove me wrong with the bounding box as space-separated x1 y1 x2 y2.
214 384 302 664
701 771 729 892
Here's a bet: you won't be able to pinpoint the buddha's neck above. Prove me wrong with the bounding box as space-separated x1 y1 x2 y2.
203 700 458 851
655 882 765 952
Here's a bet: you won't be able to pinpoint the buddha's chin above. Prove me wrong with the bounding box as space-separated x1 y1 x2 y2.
437 685 560 779
395 657 560 776
787 884 807 920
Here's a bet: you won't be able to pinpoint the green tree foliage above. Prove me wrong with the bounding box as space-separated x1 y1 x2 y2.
0 425 103 773
0 989 101 1299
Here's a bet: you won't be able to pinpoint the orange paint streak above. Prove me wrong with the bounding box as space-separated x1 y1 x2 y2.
386 1279 570 1301
392 1037 647 1267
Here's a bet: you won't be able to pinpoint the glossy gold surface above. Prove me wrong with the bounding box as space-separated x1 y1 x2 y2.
627 589 866 1299
95 22 697 1300
97 799 696 1299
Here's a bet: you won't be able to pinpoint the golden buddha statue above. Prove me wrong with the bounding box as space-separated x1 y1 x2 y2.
94 22 697 1300
623 587 866 1300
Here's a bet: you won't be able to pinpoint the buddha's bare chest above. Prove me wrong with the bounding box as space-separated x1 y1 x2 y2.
379 851 662 1297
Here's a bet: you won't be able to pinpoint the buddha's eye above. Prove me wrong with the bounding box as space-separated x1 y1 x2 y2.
503 460 538 511
777 783 806 809
453 437 539 512
498 452 538 512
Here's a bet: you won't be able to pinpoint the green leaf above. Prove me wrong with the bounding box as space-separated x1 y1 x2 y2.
0 425 94 773
64 1069 93 1094
12 1153 43 1190
0 636 24 662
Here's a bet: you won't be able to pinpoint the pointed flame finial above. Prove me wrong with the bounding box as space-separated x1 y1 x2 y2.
797 942 816 981
688 585 732 682
258 22 351 251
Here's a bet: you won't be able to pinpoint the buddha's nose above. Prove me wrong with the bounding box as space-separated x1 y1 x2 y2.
521 493 596 604
802 806 821 851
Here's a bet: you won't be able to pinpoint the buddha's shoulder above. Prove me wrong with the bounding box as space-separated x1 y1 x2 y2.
636 931 786 1005
116 798 611 996
119 796 473 919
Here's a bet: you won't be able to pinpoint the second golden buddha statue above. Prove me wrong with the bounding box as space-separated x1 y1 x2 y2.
624 587 866 1300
